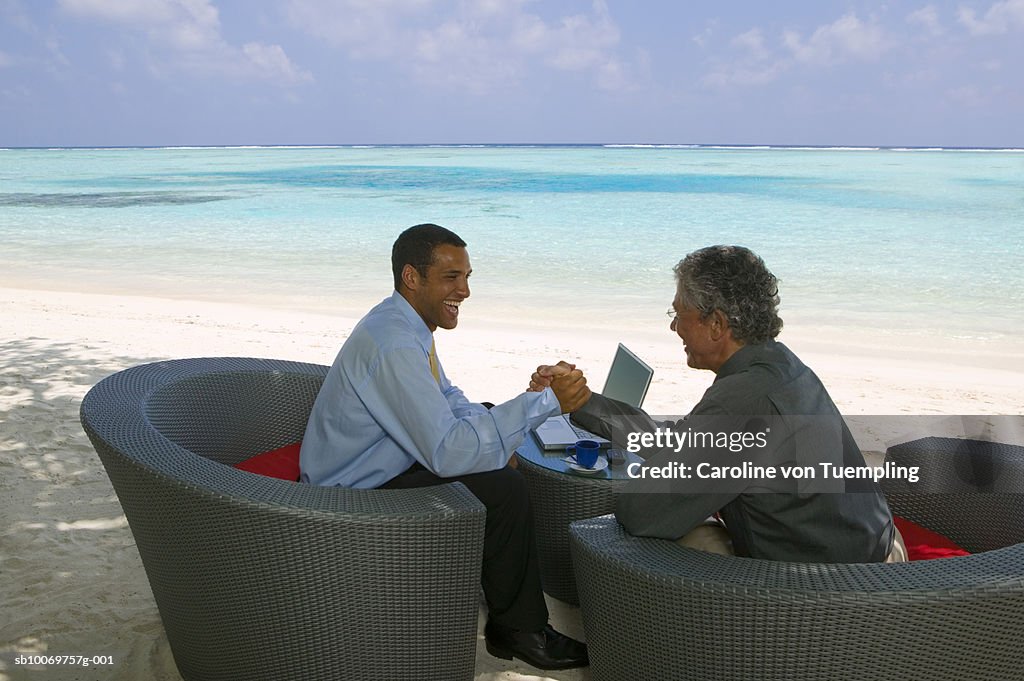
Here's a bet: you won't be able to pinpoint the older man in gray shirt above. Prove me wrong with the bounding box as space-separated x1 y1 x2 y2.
534 245 904 563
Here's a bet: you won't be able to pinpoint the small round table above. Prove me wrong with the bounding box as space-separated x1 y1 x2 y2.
516 432 643 605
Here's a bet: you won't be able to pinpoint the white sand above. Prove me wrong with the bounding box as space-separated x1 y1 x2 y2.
2 285 1022 681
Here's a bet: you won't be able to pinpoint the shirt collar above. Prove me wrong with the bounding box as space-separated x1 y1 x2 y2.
390 290 434 353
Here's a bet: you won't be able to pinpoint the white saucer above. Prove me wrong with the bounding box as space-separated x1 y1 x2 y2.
563 456 609 475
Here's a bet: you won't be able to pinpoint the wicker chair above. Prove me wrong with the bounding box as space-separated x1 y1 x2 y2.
516 454 625 605
569 437 1024 681
80 357 486 681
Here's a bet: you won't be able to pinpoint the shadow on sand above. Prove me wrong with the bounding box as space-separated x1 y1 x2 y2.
0 338 181 680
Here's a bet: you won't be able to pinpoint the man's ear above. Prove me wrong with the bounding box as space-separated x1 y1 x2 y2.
401 264 420 292
708 309 730 341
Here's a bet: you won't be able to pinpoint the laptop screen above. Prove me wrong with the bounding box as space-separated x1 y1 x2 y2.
601 344 653 409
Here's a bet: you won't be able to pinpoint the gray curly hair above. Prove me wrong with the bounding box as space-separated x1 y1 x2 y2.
673 245 783 344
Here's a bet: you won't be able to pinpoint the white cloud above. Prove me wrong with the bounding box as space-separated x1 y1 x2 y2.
45 37 70 67
2 0 39 34
703 13 893 90
59 0 219 49
783 13 890 65
702 61 786 88
946 84 986 104
0 50 13 68
894 68 941 85
702 26 786 89
957 0 1024 35
409 18 523 93
596 57 628 91
692 25 713 49
285 0 433 59
731 28 770 61
58 0 311 84
1 83 32 107
57 0 177 25
286 0 638 92
242 43 313 84
543 3 620 72
907 5 945 36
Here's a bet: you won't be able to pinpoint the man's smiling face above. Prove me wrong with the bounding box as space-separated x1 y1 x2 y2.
671 286 717 371
404 243 472 331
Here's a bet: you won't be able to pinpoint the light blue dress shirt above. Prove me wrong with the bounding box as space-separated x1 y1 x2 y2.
300 291 561 489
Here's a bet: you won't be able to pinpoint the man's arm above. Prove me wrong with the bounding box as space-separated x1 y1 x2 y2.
575 394 736 540
533 363 673 448
359 345 558 477
535 365 741 541
572 392 667 448
441 382 490 418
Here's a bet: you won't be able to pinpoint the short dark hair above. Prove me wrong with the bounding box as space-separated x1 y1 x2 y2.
391 223 467 290
673 245 783 344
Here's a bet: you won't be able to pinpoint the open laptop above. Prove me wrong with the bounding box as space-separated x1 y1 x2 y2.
532 343 653 450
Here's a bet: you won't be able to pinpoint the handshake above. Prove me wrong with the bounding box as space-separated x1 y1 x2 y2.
527 361 592 414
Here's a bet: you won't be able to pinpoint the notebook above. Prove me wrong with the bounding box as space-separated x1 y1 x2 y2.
533 343 653 450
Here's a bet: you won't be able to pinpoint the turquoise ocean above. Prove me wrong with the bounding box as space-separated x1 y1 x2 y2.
2 145 1022 343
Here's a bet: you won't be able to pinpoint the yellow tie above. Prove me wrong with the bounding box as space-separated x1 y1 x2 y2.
428 338 441 386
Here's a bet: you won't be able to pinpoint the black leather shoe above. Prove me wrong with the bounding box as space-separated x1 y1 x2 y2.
484 620 589 670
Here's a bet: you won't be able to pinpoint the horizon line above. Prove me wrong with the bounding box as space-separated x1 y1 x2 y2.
3 142 1023 152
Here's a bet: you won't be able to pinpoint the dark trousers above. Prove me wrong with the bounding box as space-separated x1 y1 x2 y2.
383 463 549 631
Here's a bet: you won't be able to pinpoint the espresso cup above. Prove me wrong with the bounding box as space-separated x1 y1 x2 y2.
566 439 601 469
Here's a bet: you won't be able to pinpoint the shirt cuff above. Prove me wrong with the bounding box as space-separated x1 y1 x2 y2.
539 386 561 417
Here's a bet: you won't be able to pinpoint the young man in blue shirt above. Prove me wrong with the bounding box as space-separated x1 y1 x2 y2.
301 223 590 670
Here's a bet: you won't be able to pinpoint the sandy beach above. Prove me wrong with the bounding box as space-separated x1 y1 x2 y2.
2 284 1022 681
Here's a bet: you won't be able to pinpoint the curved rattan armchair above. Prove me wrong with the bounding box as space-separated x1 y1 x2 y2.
81 357 486 681
569 437 1024 681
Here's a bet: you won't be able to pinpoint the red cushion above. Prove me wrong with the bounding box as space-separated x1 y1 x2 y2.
894 516 971 560
234 442 302 481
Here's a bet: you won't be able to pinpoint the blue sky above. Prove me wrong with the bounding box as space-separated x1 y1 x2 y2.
2 0 1022 147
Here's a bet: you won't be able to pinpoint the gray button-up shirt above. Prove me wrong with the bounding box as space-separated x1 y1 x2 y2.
574 340 894 563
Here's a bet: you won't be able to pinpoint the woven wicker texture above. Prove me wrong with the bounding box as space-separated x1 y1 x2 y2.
569 437 1024 681
80 357 486 681
882 436 1024 552
517 455 626 604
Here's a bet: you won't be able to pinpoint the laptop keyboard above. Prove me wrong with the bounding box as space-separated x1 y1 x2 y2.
570 422 599 440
